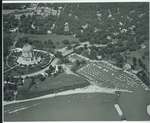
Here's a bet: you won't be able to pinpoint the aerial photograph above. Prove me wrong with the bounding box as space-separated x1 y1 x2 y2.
2 2 150 121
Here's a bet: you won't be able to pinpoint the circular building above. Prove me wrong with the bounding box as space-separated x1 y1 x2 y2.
5 42 54 78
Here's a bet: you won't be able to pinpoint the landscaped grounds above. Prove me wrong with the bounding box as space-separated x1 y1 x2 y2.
16 73 90 100
5 48 54 77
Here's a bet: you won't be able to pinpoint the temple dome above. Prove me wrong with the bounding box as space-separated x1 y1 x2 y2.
22 43 33 53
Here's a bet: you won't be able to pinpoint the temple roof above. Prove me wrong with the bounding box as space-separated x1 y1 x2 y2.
22 43 33 52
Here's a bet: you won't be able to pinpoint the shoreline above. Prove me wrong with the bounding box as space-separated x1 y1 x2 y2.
4 85 132 106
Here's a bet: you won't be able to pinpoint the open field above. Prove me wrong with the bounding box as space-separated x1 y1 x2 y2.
17 73 89 100
14 33 79 49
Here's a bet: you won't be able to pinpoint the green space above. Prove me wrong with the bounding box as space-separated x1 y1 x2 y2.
15 33 79 49
16 73 90 100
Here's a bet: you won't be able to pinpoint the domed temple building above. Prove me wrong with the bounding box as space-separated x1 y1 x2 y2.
17 43 41 65
22 43 33 61
5 42 53 77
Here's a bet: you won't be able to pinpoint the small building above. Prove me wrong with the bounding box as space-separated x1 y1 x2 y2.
123 63 132 71
97 55 102 60
64 22 69 32
108 9 112 18
141 44 146 49
9 27 18 32
31 24 36 29
47 30 52 34
81 23 88 30
51 24 55 30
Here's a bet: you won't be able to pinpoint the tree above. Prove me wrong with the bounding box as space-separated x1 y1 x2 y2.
126 40 139 51
113 53 124 68
55 51 63 59
3 14 19 31
74 47 83 54
16 36 30 48
58 66 64 73
137 71 149 86
84 44 88 49
62 58 70 64
49 65 55 73
3 33 13 57
62 40 70 45
45 39 55 50
67 44 72 50
89 49 98 60
39 75 46 81
142 55 145 60
138 59 143 67
132 57 137 66
33 40 43 49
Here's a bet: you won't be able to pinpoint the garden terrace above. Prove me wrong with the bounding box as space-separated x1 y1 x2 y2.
6 51 22 67
5 48 53 77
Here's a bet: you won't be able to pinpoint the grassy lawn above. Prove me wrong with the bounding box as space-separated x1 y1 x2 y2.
17 73 90 100
30 73 89 92
14 33 79 49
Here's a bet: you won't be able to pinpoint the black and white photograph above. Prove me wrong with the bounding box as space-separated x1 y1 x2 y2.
2 0 150 121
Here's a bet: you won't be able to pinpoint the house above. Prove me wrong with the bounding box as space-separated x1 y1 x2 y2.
9 27 18 32
64 22 69 32
123 63 132 71
47 30 52 34
81 23 88 30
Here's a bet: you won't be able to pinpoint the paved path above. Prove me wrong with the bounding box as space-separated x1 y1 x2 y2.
15 65 50 79
61 64 79 76
4 85 116 106
4 64 19 73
